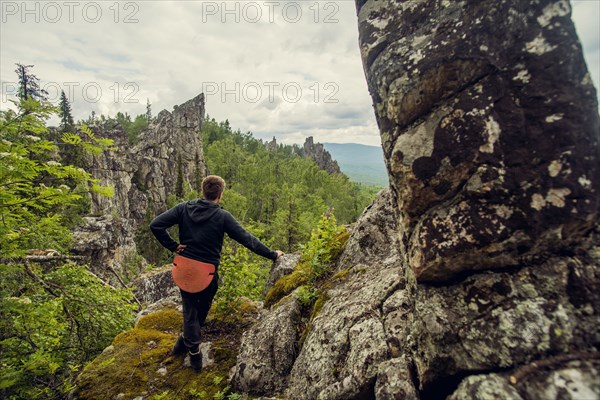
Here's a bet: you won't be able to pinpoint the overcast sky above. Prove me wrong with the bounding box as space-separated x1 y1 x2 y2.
1 0 598 146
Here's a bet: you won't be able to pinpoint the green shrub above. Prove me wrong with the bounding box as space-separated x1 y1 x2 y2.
264 212 348 308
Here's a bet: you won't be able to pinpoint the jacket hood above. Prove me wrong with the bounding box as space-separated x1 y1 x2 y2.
185 198 221 223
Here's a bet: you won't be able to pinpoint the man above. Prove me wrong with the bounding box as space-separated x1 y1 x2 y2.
150 175 283 372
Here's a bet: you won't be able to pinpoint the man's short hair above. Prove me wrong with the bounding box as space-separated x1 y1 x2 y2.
202 175 226 200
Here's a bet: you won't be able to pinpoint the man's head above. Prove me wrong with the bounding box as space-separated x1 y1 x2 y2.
202 175 226 201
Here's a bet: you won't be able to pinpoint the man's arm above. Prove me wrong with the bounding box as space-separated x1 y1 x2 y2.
223 212 281 260
149 204 181 252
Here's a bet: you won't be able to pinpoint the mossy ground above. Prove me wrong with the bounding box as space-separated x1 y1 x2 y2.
74 303 259 400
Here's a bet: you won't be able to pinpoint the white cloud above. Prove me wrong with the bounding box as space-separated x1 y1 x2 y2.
1 0 598 147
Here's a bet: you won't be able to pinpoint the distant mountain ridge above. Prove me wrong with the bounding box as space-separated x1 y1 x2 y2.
323 142 388 187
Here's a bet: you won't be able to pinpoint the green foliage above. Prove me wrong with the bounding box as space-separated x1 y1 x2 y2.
146 98 153 123
0 263 136 400
213 224 271 313
0 99 113 257
58 90 74 133
201 117 375 253
114 112 149 144
264 213 348 308
294 285 318 307
299 212 347 281
0 98 134 399
15 63 48 101
135 204 174 267
175 154 185 198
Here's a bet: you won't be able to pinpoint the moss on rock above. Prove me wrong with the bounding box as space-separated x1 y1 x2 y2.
73 303 257 400
135 308 182 332
264 227 350 309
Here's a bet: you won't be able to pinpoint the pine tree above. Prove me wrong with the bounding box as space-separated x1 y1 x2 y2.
58 90 74 132
14 63 48 101
146 98 152 123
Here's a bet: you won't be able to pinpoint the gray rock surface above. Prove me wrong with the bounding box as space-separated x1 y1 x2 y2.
132 264 178 305
336 188 401 271
410 250 600 390
71 214 141 285
374 357 418 400
448 373 524 400
357 0 599 282
516 358 600 400
263 253 301 297
231 294 302 394
449 358 600 400
88 94 206 224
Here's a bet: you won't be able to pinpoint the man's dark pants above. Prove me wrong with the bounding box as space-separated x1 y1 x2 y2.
180 274 218 351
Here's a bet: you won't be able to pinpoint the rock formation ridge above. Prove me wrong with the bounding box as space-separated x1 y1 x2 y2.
72 94 207 284
302 136 341 175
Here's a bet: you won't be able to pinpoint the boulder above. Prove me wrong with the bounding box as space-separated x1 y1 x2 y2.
71 214 142 286
231 293 303 394
263 253 302 297
132 264 179 306
357 0 599 282
336 188 401 271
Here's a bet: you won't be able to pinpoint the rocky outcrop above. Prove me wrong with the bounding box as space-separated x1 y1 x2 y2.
229 1 600 399
357 0 599 282
72 94 207 284
262 253 301 297
335 188 401 271
71 215 139 284
302 136 341 175
231 293 302 394
285 190 404 399
132 264 178 305
266 136 279 152
231 189 404 398
88 93 206 223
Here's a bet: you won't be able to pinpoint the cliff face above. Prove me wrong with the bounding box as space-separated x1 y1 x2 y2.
87 93 206 223
231 0 600 398
72 94 207 284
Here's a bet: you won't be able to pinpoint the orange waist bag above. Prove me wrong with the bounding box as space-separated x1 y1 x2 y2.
171 255 216 293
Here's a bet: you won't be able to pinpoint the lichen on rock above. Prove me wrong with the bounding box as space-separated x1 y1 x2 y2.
358 0 600 282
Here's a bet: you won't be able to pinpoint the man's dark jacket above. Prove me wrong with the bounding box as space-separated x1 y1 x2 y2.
150 199 278 267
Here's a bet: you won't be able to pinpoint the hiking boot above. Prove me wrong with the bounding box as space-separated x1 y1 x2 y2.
171 334 186 357
189 347 202 373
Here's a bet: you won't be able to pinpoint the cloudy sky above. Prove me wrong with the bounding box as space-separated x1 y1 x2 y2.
1 0 598 146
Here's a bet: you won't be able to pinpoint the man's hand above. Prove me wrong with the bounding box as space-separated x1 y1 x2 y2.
275 250 284 259
176 244 187 254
